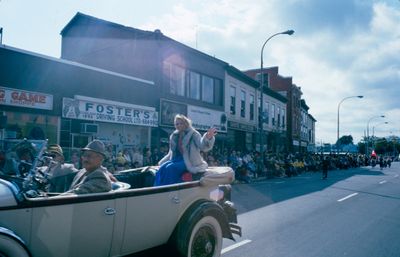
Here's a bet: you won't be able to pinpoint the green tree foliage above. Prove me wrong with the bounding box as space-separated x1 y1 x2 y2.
337 135 353 146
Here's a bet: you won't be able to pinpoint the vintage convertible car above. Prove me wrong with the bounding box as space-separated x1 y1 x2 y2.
0 160 241 257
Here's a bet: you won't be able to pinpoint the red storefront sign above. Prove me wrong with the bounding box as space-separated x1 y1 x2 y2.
0 86 53 110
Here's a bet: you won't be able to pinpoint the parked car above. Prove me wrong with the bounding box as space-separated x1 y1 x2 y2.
0 151 241 257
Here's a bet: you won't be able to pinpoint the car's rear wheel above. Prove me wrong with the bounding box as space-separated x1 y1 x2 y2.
0 234 29 257
175 214 223 257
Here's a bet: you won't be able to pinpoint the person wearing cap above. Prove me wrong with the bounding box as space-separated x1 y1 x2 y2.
65 139 112 195
43 144 78 193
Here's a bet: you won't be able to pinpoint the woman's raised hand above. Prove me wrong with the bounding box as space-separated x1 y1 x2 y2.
206 127 218 139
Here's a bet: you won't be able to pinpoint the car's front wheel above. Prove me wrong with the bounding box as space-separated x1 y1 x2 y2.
175 214 223 257
188 216 222 257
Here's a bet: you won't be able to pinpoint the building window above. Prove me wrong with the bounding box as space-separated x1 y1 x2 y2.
230 86 236 115
256 73 269 87
264 101 269 124
277 106 281 127
271 104 275 125
240 90 246 118
189 71 200 100
249 94 255 121
202 75 214 103
170 64 185 96
282 109 285 128
214 79 223 106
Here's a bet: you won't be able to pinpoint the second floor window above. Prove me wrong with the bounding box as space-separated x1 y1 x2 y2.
240 90 246 118
189 71 200 100
230 86 236 115
271 104 275 125
170 65 185 96
277 106 281 127
264 102 269 124
249 94 254 121
202 75 214 103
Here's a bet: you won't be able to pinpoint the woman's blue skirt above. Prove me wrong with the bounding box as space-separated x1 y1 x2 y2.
154 156 187 186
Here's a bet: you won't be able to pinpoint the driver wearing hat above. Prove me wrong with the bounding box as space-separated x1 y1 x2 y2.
66 140 112 194
44 144 78 193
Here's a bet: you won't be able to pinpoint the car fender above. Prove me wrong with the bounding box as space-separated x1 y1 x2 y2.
0 227 31 257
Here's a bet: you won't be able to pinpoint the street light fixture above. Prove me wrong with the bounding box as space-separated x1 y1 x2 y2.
372 121 389 151
366 115 385 155
259 29 294 174
372 121 389 137
336 95 363 147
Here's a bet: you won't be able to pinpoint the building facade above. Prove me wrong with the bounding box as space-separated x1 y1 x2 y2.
227 66 287 153
0 45 157 159
60 12 228 149
244 67 312 152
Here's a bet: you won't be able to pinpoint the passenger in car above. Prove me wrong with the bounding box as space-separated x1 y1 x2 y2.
154 114 217 186
42 144 78 192
64 140 113 194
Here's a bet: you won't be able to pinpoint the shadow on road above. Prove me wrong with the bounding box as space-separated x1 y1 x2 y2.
232 165 389 215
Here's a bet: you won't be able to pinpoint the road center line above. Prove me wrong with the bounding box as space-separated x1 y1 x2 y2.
337 193 358 202
221 239 252 254
379 180 387 184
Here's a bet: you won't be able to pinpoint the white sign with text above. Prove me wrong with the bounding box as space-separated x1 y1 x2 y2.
188 105 227 133
62 97 158 127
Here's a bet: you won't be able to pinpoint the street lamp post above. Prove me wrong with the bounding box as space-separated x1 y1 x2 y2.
372 121 388 150
259 29 294 174
336 95 363 149
372 121 389 137
366 115 385 155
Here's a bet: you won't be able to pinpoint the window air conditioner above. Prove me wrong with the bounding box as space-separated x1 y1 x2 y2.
81 123 99 134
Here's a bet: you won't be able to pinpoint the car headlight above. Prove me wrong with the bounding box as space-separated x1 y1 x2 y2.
209 188 224 202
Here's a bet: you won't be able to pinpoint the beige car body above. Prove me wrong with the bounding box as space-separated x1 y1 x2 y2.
0 166 239 257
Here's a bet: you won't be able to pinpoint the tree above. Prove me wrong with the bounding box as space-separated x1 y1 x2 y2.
337 135 354 146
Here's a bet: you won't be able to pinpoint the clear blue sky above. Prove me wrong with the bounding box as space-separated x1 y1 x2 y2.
1 0 399 144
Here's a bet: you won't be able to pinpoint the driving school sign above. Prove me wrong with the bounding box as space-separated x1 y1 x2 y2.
62 97 158 127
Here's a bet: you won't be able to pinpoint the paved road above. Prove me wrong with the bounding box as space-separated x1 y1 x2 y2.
222 162 400 257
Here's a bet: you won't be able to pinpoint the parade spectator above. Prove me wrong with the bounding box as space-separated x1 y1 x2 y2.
131 148 143 167
151 148 163 165
123 149 132 167
322 156 330 180
115 151 127 171
70 150 81 169
143 148 152 166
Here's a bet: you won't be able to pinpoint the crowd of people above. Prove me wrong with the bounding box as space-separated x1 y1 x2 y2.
1 119 397 192
80 143 395 184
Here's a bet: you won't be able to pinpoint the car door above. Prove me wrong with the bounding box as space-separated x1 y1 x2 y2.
28 195 115 257
115 186 181 255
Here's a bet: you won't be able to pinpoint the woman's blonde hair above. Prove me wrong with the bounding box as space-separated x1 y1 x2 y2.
174 114 192 129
